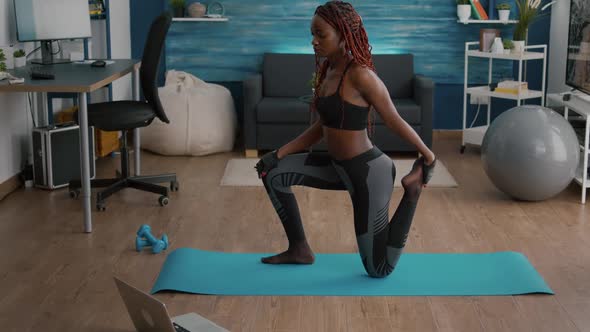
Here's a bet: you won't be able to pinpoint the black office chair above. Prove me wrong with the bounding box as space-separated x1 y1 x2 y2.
69 13 178 211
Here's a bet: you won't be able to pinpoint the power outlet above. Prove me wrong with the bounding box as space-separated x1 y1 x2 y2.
470 94 489 105
470 86 490 105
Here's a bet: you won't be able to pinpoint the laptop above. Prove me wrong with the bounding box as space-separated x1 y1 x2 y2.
114 277 229 332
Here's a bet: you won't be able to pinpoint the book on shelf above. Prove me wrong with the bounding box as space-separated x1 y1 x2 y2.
487 0 497 20
498 80 527 88
469 0 489 20
494 87 529 94
89 0 105 16
494 80 528 94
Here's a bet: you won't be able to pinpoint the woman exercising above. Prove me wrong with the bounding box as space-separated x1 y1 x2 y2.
255 0 436 278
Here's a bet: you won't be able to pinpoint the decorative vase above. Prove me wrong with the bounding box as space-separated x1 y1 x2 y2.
457 5 471 22
512 40 525 54
206 1 225 17
187 2 206 17
498 9 510 21
14 57 26 68
491 37 504 54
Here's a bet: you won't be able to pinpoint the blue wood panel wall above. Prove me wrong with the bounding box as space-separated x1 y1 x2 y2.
131 0 551 129
166 0 518 84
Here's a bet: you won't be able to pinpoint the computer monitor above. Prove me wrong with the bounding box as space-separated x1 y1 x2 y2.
565 0 590 98
13 0 92 65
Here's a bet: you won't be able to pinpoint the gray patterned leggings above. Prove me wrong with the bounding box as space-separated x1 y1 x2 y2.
261 146 419 278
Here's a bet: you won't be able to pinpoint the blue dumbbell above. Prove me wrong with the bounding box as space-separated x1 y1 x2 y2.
135 236 150 252
135 224 151 251
137 224 151 237
136 224 169 254
151 234 168 254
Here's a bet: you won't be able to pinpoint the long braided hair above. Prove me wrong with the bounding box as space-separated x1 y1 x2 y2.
312 1 376 135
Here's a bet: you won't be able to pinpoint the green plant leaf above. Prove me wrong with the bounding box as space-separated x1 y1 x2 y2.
170 0 185 9
13 49 25 58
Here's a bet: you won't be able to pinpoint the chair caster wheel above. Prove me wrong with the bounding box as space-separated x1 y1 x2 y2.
159 196 169 207
460 146 466 154
97 201 106 211
69 190 80 199
170 181 179 192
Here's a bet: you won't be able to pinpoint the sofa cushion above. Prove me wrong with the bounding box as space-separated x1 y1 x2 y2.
257 97 311 123
263 53 316 98
369 124 422 151
373 54 414 99
257 124 311 150
372 98 421 125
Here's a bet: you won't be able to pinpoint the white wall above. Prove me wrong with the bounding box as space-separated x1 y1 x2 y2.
85 0 132 102
0 92 29 184
548 0 572 94
0 0 16 45
109 0 132 102
65 0 132 103
0 0 131 184
0 0 29 183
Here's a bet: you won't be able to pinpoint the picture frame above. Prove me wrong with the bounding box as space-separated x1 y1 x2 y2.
480 28 501 52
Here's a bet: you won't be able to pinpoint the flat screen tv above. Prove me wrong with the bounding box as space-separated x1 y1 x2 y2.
565 0 590 95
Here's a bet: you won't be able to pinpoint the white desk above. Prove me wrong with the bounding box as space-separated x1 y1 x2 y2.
0 59 142 232
547 93 590 204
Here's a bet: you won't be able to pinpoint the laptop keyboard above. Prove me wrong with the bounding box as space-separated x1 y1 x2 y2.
173 322 191 332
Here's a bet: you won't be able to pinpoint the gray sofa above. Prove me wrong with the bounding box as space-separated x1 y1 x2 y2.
243 53 434 157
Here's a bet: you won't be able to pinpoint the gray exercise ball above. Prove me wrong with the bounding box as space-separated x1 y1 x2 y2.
481 105 580 201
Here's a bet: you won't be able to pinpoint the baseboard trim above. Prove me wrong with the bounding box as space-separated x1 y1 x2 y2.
0 174 21 201
434 130 462 139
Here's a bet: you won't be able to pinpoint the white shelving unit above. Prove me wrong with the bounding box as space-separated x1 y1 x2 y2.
461 41 547 153
547 93 590 204
457 19 518 24
172 17 229 22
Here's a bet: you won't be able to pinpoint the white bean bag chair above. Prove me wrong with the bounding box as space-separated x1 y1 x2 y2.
141 70 237 156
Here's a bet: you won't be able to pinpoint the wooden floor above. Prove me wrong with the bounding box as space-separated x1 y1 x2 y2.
1 136 589 332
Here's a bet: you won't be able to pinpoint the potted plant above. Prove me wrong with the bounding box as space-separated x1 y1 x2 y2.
503 39 514 54
512 0 548 53
13 49 26 68
170 0 186 18
0 49 7 73
457 0 471 23
496 2 511 21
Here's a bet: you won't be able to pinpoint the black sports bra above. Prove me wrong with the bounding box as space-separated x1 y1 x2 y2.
315 61 369 130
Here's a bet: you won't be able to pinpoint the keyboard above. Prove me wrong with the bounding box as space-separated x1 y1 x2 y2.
173 322 191 332
30 66 55 80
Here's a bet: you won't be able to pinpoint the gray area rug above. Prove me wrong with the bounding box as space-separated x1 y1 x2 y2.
221 158 458 187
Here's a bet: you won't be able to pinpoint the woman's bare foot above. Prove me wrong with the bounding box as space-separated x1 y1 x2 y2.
401 158 425 201
261 243 315 264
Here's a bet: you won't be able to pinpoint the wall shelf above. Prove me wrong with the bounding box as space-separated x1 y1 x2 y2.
466 86 544 100
461 41 548 153
172 17 229 22
458 19 518 24
466 50 545 60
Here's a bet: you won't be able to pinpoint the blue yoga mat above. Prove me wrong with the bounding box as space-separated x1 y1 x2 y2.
151 248 553 296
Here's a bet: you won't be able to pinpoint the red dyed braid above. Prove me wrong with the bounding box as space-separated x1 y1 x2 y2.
311 1 376 136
